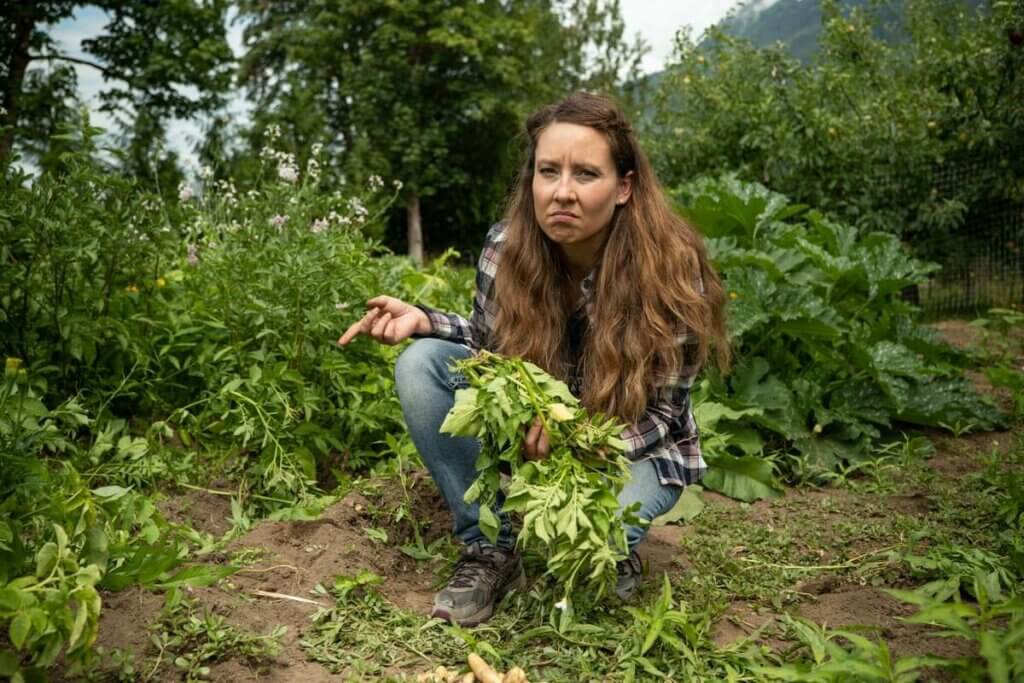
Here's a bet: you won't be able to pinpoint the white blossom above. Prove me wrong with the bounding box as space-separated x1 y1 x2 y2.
306 157 321 181
178 182 193 202
278 161 299 184
269 214 288 228
347 197 368 220
554 598 568 611
311 217 329 234
368 174 384 191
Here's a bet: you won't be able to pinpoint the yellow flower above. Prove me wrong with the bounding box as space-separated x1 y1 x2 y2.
828 127 837 136
682 76 691 85
125 284 140 294
5 358 22 371
927 121 937 129
155 277 167 288
729 291 739 300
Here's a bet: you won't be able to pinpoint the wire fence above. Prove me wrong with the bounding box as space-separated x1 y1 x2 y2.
902 153 1024 316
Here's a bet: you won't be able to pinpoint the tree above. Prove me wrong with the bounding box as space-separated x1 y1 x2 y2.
0 1 234 166
235 0 645 263
649 0 1024 247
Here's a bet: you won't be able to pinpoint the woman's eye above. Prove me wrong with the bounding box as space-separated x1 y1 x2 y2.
539 167 557 176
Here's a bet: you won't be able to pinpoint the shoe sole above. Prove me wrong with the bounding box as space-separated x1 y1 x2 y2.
431 568 527 627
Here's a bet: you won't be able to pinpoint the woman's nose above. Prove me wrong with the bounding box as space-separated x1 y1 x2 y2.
553 172 575 202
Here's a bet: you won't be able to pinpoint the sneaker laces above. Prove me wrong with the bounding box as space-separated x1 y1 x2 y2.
448 542 509 589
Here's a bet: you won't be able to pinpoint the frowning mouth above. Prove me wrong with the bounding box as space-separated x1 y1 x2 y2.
549 211 578 221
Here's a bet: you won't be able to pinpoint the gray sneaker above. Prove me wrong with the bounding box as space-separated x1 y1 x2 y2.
431 541 525 626
615 549 644 601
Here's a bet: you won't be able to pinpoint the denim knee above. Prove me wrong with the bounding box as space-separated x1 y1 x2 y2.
395 338 468 395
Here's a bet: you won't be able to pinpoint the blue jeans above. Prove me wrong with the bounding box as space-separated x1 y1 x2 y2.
394 338 682 552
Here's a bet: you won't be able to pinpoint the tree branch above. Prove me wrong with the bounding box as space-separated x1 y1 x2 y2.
27 53 162 106
28 53 115 78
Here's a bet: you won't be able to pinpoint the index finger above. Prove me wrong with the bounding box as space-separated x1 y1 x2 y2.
337 307 382 346
337 319 364 346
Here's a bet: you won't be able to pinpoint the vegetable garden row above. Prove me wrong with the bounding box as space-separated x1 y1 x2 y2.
1 131 1022 681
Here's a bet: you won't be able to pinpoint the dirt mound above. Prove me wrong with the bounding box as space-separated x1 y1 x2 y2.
157 486 234 537
95 487 450 682
796 584 975 663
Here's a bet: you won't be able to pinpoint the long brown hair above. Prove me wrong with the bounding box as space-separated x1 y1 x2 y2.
491 92 730 423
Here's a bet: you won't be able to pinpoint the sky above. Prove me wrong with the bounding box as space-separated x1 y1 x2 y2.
45 1 737 172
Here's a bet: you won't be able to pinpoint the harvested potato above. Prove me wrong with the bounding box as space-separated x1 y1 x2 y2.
468 653 502 683
503 666 528 683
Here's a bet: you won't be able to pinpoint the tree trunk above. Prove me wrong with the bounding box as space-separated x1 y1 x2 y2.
0 12 35 166
406 192 424 266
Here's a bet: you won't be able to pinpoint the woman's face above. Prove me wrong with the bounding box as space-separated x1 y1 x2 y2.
532 122 632 265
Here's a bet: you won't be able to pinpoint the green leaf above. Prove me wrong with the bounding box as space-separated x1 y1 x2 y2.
155 564 238 589
692 402 762 432
364 527 388 543
0 588 28 612
652 485 705 525
0 650 17 676
222 377 243 393
35 542 59 579
702 453 783 502
67 602 90 652
9 613 30 650
440 388 479 436
91 485 130 500
292 447 316 481
477 505 500 544
980 631 1009 683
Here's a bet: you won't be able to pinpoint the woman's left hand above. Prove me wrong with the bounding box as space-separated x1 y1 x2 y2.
523 417 550 460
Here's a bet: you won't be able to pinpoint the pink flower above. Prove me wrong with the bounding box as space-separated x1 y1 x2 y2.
186 243 199 266
311 217 329 234
269 214 288 228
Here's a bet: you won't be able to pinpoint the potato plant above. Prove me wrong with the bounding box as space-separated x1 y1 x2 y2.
440 351 641 602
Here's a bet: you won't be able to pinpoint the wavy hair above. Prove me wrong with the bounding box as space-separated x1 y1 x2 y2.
491 92 730 423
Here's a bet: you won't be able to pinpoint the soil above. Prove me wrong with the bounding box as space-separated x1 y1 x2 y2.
157 485 235 538
97 484 451 683
84 320 1010 681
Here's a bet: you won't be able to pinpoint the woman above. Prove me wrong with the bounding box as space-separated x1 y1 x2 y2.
338 92 729 626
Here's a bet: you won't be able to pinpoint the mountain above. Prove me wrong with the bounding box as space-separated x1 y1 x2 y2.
716 0 987 62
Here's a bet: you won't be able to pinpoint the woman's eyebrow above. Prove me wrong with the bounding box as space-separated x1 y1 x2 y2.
535 158 603 172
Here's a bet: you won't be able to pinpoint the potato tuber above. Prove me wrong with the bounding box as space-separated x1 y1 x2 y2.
503 666 528 683
468 653 502 683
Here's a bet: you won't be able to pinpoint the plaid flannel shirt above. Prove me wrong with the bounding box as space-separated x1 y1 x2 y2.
415 222 706 489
